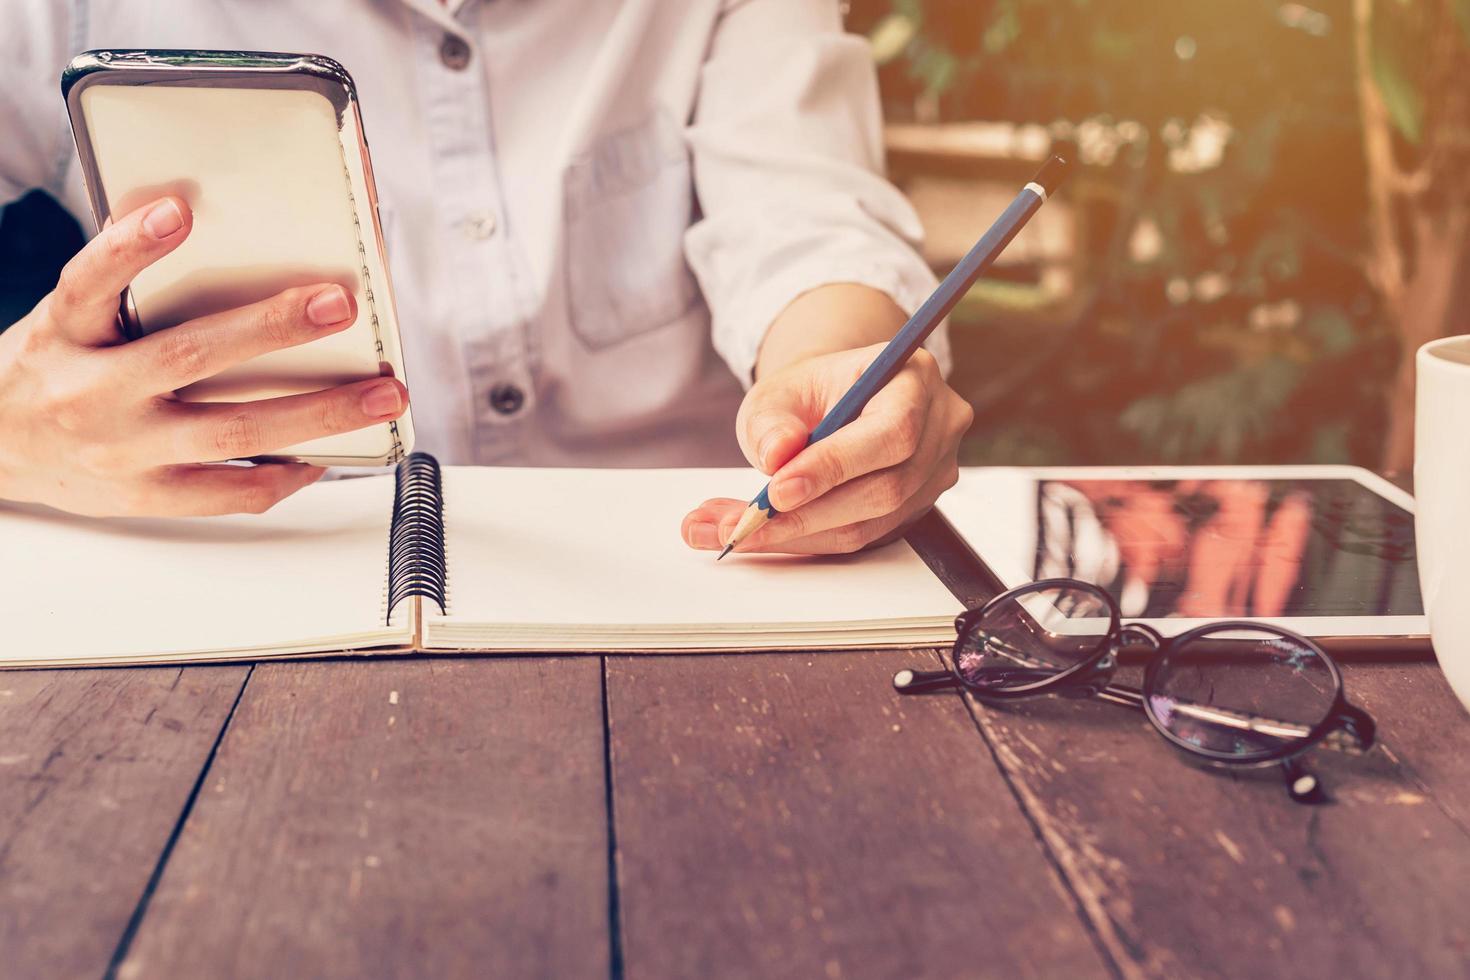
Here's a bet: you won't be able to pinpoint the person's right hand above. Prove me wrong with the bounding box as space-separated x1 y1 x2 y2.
0 195 409 517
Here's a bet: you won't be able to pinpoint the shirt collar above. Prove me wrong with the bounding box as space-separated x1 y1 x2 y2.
395 0 471 34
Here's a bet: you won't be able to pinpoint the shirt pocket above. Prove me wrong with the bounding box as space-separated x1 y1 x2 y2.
562 111 700 350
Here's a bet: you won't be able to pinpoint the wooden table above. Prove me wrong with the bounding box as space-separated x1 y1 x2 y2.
3 513 1468 980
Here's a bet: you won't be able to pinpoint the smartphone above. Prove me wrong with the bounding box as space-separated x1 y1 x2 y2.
61 50 413 466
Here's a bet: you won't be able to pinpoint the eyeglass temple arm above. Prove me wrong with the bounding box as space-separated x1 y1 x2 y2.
898 672 1332 743
1095 684 1373 753
1094 684 1145 710
891 669 964 694
895 665 1070 693
1096 684 1345 805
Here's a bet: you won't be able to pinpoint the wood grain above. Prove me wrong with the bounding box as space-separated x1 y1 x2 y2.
116 657 610 980
0 665 248 980
1346 661 1470 826
910 500 1470 979
605 650 1111 980
959 667 1470 979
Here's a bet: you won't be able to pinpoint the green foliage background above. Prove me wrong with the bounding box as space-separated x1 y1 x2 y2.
849 0 1408 466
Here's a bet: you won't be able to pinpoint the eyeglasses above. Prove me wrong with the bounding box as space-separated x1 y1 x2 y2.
894 578 1376 804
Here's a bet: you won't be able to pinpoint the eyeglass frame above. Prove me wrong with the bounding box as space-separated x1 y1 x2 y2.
896 577 1376 794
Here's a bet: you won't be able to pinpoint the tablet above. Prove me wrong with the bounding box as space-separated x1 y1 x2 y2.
937 465 1427 653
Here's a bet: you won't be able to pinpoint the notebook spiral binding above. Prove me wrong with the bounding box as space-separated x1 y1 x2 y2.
385 452 448 625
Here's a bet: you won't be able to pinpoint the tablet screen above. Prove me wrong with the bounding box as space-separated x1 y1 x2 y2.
941 471 1422 627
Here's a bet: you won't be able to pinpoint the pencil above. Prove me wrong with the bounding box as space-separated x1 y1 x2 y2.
718 154 1073 560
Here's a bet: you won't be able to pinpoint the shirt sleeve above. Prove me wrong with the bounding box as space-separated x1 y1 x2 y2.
0 1 77 208
683 0 949 387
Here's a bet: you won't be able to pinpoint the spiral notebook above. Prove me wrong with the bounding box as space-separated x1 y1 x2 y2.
2 455 962 668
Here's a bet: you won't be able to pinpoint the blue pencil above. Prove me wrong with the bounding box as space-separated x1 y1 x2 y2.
718 154 1073 559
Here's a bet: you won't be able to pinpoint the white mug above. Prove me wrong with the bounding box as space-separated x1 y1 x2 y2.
1415 336 1470 712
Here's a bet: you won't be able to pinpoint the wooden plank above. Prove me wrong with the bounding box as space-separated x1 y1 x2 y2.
908 498 1470 978
606 650 1112 980
1346 661 1470 827
959 665 1470 979
116 657 610 980
0 665 248 980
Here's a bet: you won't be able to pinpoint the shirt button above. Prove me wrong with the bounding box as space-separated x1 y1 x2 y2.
440 33 472 71
463 210 498 240
488 383 525 416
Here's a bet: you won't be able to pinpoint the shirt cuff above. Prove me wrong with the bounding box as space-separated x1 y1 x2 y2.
709 254 949 389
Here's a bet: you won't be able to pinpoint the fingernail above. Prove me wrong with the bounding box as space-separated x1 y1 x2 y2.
361 381 403 418
688 521 720 550
774 476 812 510
306 286 351 326
143 199 184 239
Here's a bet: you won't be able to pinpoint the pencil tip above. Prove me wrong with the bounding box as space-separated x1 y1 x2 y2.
717 544 734 561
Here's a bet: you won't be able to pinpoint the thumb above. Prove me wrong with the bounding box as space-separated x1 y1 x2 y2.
737 387 811 475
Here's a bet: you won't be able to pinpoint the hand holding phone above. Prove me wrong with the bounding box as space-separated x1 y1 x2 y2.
62 50 414 467
0 194 409 517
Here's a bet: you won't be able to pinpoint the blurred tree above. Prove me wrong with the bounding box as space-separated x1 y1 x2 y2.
1353 0 1470 469
849 0 1455 469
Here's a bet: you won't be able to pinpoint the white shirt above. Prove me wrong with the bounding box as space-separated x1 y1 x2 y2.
2 0 945 467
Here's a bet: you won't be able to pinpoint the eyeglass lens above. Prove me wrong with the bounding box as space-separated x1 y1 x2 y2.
959 584 1115 692
1148 626 1339 760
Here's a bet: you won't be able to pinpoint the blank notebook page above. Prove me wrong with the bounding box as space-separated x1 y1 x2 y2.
2 474 404 666
427 467 962 649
